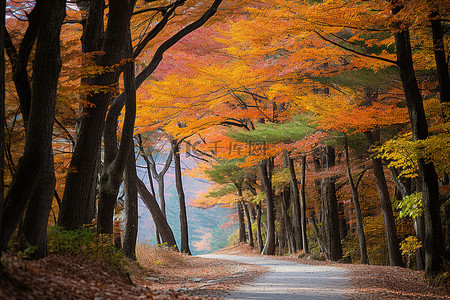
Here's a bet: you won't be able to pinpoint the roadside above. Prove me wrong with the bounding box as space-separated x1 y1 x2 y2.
215 244 449 299
132 244 267 298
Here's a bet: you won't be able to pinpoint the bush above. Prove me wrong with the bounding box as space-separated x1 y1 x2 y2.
47 226 125 271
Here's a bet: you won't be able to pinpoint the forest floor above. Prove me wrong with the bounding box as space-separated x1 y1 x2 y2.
0 243 448 299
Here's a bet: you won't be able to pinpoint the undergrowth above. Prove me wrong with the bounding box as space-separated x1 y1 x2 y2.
47 225 125 272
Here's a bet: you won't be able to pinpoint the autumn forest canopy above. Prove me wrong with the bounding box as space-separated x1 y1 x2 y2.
1 0 450 285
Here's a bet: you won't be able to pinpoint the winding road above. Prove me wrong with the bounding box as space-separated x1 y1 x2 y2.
200 254 352 299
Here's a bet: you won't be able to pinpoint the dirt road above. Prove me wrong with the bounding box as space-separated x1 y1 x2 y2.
200 254 352 299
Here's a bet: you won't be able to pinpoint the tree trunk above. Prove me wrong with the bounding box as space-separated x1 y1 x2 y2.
299 155 309 253
259 159 276 255
0 0 5 229
320 146 342 261
390 9 444 273
285 151 302 251
344 135 369 264
85 148 100 224
97 27 136 235
256 204 264 253
172 140 191 255
365 130 403 266
281 186 296 253
123 144 138 260
0 0 65 252
21 154 56 259
237 201 246 243
59 0 132 231
430 10 450 104
242 202 254 247
136 178 177 250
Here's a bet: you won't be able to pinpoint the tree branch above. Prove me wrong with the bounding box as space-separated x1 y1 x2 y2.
315 30 398 66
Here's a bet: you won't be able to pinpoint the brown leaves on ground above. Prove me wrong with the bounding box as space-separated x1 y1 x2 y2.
0 245 266 299
0 254 213 299
133 244 267 298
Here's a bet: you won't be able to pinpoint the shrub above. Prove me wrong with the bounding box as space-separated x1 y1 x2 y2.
47 226 125 271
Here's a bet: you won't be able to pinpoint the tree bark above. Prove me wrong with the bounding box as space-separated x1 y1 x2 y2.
259 159 276 255
136 178 177 250
391 8 444 273
21 154 56 259
97 24 137 234
0 0 65 252
430 10 450 104
242 201 254 247
320 146 342 261
344 135 369 264
59 0 131 230
281 186 296 253
172 140 191 255
299 155 309 253
256 204 264 253
285 151 302 251
365 130 403 267
237 201 246 243
0 0 5 232
123 143 138 260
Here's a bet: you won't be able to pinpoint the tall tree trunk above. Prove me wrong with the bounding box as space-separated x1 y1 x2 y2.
136 178 177 250
123 144 138 260
391 7 444 273
299 155 309 253
259 159 276 255
59 0 131 230
365 130 403 267
281 186 296 253
320 146 342 261
344 135 369 264
430 10 450 104
21 154 56 259
0 0 65 252
237 201 246 243
285 151 302 251
172 140 191 255
0 0 5 234
242 202 254 247
85 148 100 224
256 204 264 253
97 26 136 235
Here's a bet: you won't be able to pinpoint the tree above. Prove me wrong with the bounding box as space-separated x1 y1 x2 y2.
391 1 444 274
136 177 178 250
0 0 66 254
259 159 276 255
344 134 368 264
60 0 225 232
172 139 192 254
123 142 139 260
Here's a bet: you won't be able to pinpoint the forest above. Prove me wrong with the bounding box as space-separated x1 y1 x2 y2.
0 0 450 297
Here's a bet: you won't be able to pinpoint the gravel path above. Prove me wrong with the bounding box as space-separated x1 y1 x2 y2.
200 254 352 299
